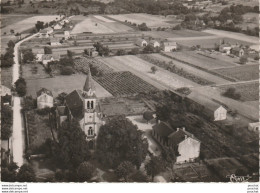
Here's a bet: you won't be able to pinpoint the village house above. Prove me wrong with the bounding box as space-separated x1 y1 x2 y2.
135 38 148 47
60 70 103 149
85 47 99 57
219 44 232 54
231 47 245 57
214 105 227 121
37 88 54 109
152 121 201 164
161 41 177 52
42 54 60 66
1 85 12 106
50 37 62 46
32 48 45 62
248 122 259 133
53 23 63 30
149 40 160 48
39 27 53 38
64 31 70 40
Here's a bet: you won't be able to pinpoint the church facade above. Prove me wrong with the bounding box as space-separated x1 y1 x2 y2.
58 70 102 149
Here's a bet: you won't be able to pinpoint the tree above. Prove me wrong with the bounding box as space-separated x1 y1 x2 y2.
116 49 126 56
222 87 241 100
44 47 52 54
14 77 27 97
10 29 14 34
239 55 248 64
129 170 148 182
145 156 165 181
7 40 15 48
143 111 154 123
1 160 18 182
129 48 139 55
96 116 148 169
17 164 36 182
35 21 44 32
77 162 95 182
56 92 67 105
1 104 13 140
59 57 74 66
161 147 176 179
156 103 173 121
22 49 35 63
57 120 91 169
67 50 73 58
115 161 135 182
61 66 74 75
151 66 157 74
143 44 155 54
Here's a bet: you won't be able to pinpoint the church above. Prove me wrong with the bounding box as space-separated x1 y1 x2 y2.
56 70 102 149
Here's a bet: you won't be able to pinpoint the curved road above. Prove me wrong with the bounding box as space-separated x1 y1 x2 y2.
12 33 38 167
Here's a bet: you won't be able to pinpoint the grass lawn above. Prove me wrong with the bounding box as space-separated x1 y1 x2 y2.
1 67 13 88
217 82 259 102
26 74 112 98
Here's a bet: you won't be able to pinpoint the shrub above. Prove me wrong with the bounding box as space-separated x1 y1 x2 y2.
222 87 241 100
61 66 74 75
239 55 248 64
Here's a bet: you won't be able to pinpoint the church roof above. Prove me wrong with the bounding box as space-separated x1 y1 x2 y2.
83 69 95 92
65 90 84 119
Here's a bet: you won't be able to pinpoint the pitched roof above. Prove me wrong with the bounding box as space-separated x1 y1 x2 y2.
83 70 95 92
65 90 84 119
136 38 147 44
150 40 159 44
168 128 200 146
163 41 177 46
37 88 53 97
152 121 176 137
32 48 45 54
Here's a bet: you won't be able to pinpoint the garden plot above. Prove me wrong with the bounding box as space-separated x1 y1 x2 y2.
217 81 259 102
107 13 177 28
71 16 133 34
94 15 115 22
26 74 112 98
100 55 199 89
93 71 158 97
214 65 259 81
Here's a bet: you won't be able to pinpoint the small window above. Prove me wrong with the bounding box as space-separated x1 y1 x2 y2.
88 127 93 136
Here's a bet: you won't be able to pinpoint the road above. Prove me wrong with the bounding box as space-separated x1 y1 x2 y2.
12 33 38 167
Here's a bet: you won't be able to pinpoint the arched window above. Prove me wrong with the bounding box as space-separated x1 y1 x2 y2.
88 127 93 136
87 101 90 109
91 101 94 109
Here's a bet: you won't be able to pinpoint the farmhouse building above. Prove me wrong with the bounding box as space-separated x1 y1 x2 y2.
37 88 54 109
136 39 148 47
161 41 177 52
152 121 200 164
32 48 45 62
42 54 60 66
50 37 62 46
231 47 245 57
64 31 70 40
54 23 63 30
85 47 99 57
214 105 227 121
248 122 259 132
149 40 160 48
1 85 11 96
219 44 232 54
63 70 102 149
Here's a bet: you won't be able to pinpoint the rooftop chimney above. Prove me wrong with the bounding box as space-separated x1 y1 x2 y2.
158 120 161 124
182 127 185 131
177 128 179 131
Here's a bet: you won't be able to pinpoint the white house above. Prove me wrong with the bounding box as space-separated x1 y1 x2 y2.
149 40 160 48
161 41 177 52
37 88 54 109
54 23 63 30
32 48 45 62
64 31 70 40
1 85 11 96
135 38 148 47
152 122 200 164
248 122 259 132
231 47 245 57
219 44 232 54
42 54 60 66
214 105 227 121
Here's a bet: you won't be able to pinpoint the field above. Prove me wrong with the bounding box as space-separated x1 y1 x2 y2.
162 51 236 70
1 15 61 35
99 55 199 89
214 65 259 81
22 63 50 80
93 71 158 97
143 30 212 39
25 74 112 98
1 14 33 29
71 15 133 34
217 82 259 102
107 14 180 28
